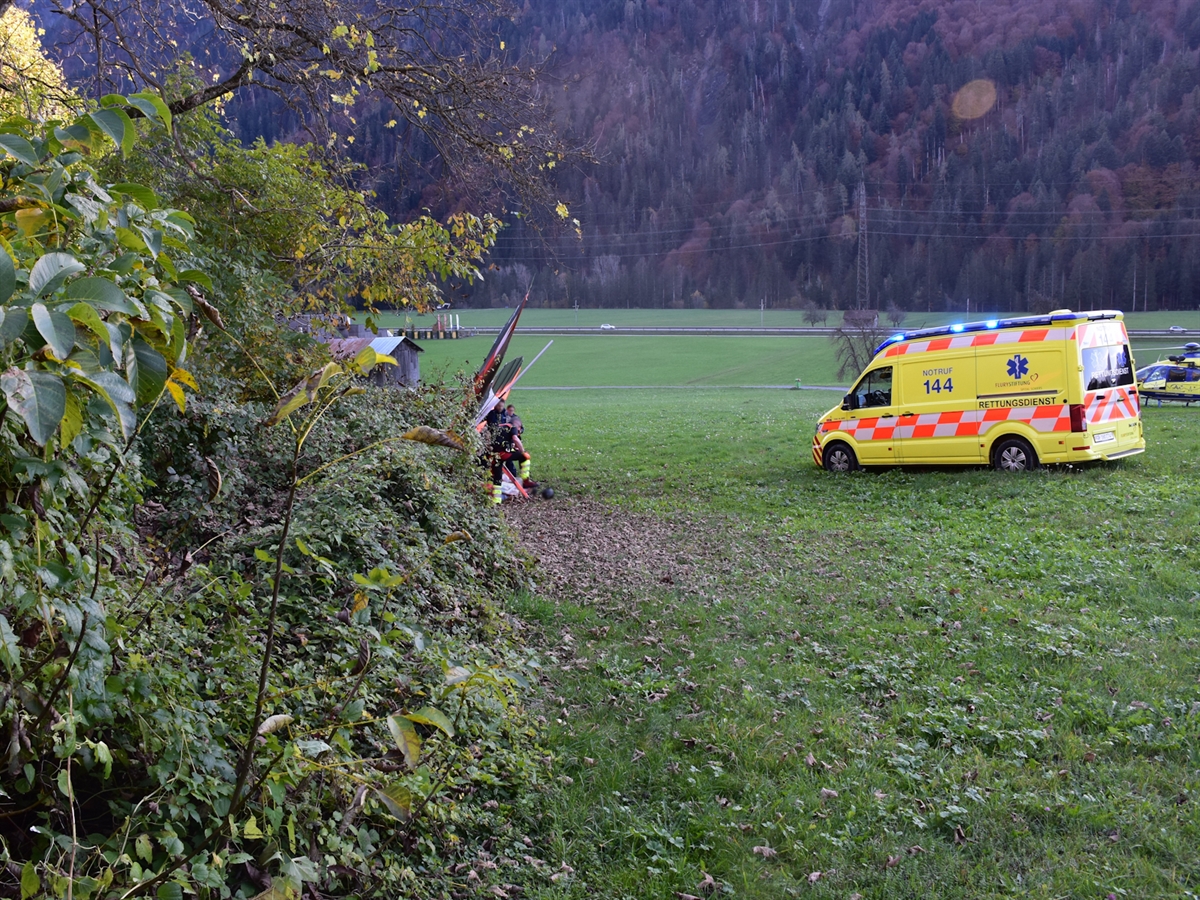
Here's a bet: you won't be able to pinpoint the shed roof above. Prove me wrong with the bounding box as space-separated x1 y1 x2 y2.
327 334 424 361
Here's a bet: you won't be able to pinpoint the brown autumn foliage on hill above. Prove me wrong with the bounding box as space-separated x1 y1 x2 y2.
29 0 1200 312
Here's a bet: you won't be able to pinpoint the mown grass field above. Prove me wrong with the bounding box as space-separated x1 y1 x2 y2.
409 320 1195 392
489 341 1200 899
419 335 843 387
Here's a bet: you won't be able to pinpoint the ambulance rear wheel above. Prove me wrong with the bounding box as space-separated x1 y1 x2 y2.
993 437 1038 472
823 442 858 473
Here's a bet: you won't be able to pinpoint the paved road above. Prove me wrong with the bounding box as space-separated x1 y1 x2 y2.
466 325 1182 338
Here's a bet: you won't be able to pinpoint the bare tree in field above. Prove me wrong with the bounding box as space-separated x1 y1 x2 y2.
831 311 886 381
40 0 580 209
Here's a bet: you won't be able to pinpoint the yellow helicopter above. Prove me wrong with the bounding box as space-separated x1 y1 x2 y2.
1136 342 1200 405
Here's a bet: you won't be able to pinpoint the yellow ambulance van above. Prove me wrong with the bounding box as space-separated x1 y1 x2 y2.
812 310 1145 472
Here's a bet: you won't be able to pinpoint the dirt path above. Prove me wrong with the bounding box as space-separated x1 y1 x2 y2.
504 497 697 606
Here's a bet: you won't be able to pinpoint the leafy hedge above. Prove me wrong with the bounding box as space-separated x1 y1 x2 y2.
1 102 553 900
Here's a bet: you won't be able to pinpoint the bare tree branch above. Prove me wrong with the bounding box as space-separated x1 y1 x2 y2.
41 0 584 212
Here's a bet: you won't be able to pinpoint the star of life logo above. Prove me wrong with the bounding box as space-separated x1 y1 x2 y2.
1007 354 1030 379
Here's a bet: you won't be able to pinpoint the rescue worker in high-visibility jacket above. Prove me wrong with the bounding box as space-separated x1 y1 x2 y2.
482 405 509 505
505 404 535 487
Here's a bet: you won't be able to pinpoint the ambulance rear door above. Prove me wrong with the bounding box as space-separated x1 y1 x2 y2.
1077 321 1142 450
895 350 981 463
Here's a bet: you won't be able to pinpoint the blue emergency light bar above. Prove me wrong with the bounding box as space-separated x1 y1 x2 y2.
872 309 1122 356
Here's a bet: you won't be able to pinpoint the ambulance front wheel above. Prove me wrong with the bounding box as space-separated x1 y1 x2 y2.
992 436 1039 472
822 441 859 473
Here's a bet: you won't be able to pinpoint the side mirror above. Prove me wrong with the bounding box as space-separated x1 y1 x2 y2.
841 395 852 411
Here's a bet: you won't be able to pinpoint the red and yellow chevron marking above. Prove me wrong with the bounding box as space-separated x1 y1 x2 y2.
883 327 1075 357
819 404 1072 442
1085 385 1138 426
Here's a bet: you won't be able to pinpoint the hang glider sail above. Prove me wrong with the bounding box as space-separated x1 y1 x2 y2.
474 293 527 399
474 341 554 429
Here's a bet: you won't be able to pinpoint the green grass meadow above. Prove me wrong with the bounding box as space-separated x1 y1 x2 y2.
469 331 1200 899
410 318 1197 392
419 335 842 387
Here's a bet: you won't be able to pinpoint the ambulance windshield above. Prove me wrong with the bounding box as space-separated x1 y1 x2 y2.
1082 345 1134 391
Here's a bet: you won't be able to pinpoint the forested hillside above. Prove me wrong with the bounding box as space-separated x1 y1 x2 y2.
30 0 1200 312
485 0 1200 312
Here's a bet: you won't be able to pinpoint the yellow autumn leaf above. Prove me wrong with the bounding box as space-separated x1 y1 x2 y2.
166 379 186 413
170 368 199 390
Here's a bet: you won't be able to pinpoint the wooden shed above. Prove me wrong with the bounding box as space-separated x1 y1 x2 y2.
843 309 880 328
327 335 424 386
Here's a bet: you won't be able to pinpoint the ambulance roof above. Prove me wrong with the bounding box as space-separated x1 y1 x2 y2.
874 309 1123 355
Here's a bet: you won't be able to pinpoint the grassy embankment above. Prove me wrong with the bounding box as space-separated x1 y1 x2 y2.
464 332 1200 899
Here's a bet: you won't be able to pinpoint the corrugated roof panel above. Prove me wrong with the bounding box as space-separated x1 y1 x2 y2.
369 337 403 355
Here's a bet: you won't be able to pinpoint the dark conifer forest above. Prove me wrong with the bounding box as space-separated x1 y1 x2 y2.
34 0 1200 312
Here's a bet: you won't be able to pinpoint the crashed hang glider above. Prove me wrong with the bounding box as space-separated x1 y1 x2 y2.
474 293 527 399
473 341 554 429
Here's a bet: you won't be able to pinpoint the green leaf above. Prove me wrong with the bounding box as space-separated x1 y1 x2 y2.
132 338 167 405
64 276 136 314
66 301 108 345
88 108 136 157
31 303 76 359
373 783 414 821
405 706 456 738
115 227 147 252
177 268 212 290
0 514 27 540
28 251 85 298
164 211 195 239
137 225 163 259
1 368 66 446
110 183 160 210
156 883 182 900
0 308 27 348
99 93 128 108
387 715 422 767
130 90 172 132
0 614 22 677
91 740 113 779
135 833 153 863
0 246 14 303
68 370 135 438
53 123 95 151
254 548 274 563
19 861 38 900
0 134 38 166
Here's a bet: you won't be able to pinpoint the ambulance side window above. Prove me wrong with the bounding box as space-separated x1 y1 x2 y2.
851 366 893 409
